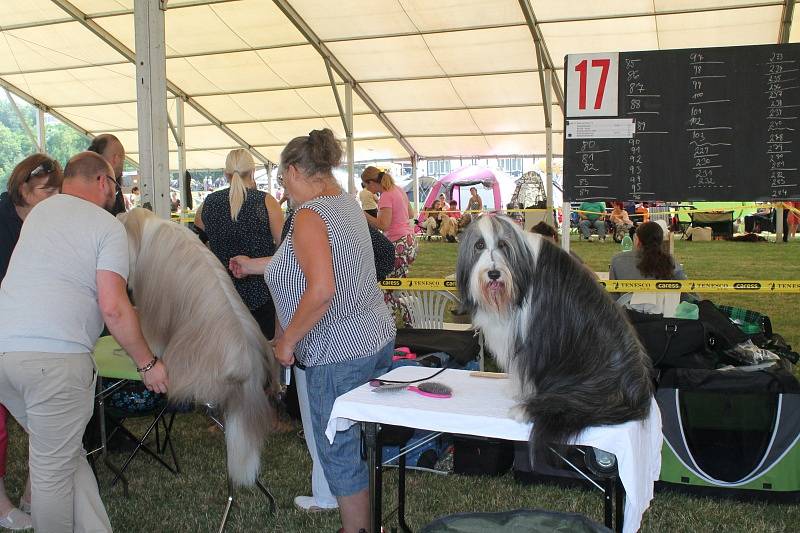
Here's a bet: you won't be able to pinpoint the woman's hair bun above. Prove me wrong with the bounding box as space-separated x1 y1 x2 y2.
307 128 342 169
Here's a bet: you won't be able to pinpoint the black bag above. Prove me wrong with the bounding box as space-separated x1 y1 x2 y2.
452 436 514 476
627 309 717 369
369 224 395 281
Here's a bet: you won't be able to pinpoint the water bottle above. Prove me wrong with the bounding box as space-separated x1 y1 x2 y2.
621 234 633 252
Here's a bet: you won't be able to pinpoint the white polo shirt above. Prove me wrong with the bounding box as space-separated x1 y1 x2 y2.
0 194 129 354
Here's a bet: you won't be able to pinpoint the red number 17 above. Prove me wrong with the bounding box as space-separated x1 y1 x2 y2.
574 58 611 110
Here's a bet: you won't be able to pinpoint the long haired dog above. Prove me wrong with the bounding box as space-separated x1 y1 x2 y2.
118 208 278 486
457 216 653 454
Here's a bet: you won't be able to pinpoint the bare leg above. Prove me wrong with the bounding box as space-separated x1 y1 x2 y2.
337 489 369 533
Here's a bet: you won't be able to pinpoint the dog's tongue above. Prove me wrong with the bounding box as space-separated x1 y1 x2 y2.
488 280 503 290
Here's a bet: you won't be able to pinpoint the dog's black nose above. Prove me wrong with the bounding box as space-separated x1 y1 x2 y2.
487 269 501 280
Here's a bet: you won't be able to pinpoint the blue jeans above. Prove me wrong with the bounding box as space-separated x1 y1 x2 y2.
304 341 394 496
579 218 606 239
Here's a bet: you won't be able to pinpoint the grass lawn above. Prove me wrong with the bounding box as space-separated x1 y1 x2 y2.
4 237 800 532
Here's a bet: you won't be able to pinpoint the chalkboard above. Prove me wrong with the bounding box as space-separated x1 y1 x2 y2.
563 43 800 202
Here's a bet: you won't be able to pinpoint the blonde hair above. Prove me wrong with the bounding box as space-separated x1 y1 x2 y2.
225 149 255 222
361 166 396 191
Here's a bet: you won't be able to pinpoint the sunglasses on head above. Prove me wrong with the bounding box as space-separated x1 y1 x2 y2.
362 171 385 187
27 160 56 182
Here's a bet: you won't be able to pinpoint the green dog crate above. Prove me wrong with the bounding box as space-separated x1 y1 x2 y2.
656 367 800 501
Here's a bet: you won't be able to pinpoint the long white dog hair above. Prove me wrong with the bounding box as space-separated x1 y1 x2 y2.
118 208 278 486
457 215 653 455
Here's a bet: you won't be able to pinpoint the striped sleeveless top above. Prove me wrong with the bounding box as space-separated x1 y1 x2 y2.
265 192 395 367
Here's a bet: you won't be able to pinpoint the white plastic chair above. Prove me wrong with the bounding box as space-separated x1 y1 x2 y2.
395 290 469 330
395 290 485 370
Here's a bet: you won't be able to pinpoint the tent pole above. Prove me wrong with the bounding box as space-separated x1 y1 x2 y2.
545 69 554 226
412 155 419 211
37 107 46 152
134 0 170 219
561 201 571 252
346 83 354 194
177 96 187 220
4 89 40 151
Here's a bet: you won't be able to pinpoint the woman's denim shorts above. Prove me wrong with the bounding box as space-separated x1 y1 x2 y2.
304 340 393 497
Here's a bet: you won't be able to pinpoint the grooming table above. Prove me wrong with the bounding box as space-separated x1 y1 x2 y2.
326 367 662 533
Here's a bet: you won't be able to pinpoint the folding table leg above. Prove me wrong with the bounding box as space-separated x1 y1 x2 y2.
397 452 410 533
99 395 129 497
615 477 625 533
603 477 613 530
206 406 276 533
364 422 381 533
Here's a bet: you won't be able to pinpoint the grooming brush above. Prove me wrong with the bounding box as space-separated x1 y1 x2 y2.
407 381 452 398
369 380 408 392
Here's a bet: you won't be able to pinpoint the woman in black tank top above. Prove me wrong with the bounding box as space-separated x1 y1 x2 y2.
195 149 283 338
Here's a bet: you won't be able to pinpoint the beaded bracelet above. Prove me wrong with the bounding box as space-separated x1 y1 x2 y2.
136 357 158 373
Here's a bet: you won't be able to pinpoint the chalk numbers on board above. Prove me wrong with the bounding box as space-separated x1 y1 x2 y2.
765 50 796 199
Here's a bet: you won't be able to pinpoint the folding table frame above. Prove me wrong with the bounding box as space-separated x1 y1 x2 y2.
362 422 625 533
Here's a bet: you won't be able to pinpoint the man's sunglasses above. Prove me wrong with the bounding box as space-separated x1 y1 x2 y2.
102 174 121 191
27 160 56 181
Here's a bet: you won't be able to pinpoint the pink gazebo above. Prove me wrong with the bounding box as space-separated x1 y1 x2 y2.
423 166 505 211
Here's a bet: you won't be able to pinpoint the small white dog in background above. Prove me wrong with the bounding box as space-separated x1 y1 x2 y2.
118 207 279 486
456 215 653 453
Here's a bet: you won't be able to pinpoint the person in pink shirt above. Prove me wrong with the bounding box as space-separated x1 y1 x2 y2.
362 167 417 323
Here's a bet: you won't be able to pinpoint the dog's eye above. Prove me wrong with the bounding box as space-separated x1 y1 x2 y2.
475 239 485 250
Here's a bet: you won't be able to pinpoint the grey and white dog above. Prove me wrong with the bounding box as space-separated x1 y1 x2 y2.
456 215 653 452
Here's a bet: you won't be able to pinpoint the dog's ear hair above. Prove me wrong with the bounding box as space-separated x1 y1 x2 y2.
455 222 480 312
493 216 537 307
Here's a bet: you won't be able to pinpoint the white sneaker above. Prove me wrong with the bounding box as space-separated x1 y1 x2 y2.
0 508 32 530
293 496 338 513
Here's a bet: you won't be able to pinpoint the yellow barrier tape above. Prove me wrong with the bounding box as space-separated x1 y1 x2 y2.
380 278 457 290
381 278 800 293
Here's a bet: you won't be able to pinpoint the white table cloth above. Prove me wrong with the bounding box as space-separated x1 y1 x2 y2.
326 366 662 533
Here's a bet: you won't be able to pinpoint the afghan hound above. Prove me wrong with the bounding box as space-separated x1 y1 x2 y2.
118 208 278 486
456 215 653 454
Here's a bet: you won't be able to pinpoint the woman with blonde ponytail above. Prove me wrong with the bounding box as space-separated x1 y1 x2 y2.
194 149 284 338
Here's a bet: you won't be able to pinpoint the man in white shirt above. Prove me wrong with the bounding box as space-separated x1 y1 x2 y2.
0 151 168 533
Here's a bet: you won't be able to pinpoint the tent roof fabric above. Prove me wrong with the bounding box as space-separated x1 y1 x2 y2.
1 0 797 168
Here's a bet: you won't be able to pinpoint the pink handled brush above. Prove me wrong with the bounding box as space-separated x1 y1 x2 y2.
407 382 452 399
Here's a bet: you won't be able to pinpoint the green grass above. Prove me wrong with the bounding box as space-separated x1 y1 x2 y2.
3 238 800 532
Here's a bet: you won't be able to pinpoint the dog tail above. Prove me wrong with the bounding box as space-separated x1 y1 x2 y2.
222 375 271 486
524 387 651 459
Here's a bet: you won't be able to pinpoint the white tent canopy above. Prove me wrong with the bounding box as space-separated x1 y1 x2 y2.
1 0 797 169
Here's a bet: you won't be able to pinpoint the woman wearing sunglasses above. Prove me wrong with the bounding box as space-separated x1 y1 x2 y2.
0 153 63 530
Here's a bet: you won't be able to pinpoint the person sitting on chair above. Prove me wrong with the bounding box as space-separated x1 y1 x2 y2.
578 200 607 241
421 200 444 240
610 201 634 238
609 222 689 304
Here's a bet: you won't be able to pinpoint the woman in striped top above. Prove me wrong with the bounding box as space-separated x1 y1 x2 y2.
229 129 395 533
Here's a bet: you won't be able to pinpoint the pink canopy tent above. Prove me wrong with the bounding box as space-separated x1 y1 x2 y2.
423 166 506 211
